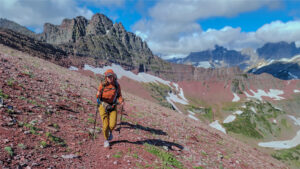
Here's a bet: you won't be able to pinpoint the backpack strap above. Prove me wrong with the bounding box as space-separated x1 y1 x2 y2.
112 81 119 105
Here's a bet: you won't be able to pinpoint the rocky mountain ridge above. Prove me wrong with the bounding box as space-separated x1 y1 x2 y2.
167 42 300 78
0 14 170 74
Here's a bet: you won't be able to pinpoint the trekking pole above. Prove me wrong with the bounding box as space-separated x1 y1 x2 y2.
93 102 99 140
119 104 124 135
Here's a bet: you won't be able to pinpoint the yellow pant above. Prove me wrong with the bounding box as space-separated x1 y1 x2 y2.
99 104 117 140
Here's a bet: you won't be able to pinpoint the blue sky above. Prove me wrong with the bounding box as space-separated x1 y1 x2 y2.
1 0 300 59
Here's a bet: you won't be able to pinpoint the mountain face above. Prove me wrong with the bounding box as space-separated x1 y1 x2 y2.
0 14 170 73
167 45 250 70
248 55 300 80
257 41 300 60
0 18 35 37
0 28 68 67
35 14 166 71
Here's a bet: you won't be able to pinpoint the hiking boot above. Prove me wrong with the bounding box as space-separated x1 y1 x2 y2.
104 140 110 148
108 131 113 141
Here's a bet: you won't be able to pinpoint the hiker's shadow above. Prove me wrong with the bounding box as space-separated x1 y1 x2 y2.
110 139 184 151
113 122 183 151
115 121 167 136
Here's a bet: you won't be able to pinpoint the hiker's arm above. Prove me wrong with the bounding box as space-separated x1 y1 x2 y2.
96 83 103 98
117 85 123 104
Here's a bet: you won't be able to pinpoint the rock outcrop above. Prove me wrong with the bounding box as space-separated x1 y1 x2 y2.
257 41 300 60
0 18 35 37
0 28 68 67
36 13 165 72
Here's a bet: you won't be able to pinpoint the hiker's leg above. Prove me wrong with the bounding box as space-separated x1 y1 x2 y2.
109 109 117 131
99 104 109 140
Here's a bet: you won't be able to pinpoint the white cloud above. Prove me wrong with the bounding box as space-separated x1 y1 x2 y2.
150 0 280 22
0 0 93 32
256 20 300 43
82 0 125 7
133 0 285 58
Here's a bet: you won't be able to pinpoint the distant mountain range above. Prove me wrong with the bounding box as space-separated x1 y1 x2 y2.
167 41 300 80
167 45 250 69
248 55 300 80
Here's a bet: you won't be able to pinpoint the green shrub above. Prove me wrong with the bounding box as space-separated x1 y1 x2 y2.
40 141 48 148
18 143 26 150
144 82 173 109
46 132 66 147
4 147 13 156
87 118 95 124
272 145 300 168
144 143 183 169
0 89 9 99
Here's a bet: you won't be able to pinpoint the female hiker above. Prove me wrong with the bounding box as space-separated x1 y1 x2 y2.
96 69 124 148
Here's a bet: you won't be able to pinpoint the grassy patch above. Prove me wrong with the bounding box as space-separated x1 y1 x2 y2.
4 147 14 156
40 141 48 148
185 105 213 122
18 143 27 150
223 100 286 139
45 132 67 147
113 151 123 158
24 123 41 135
144 143 184 169
144 82 173 109
23 71 34 78
6 78 15 87
0 89 9 99
87 118 95 124
272 145 300 168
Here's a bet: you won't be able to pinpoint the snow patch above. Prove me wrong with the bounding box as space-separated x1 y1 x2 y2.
188 110 195 115
244 89 285 101
188 114 199 121
209 120 226 134
69 66 78 71
196 61 212 68
250 107 256 113
288 72 298 79
258 115 300 149
294 89 300 93
273 119 277 124
233 110 243 115
232 93 240 102
166 92 188 105
288 115 300 126
223 115 236 123
258 131 300 149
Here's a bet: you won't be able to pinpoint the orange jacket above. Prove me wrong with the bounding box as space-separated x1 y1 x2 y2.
96 81 123 104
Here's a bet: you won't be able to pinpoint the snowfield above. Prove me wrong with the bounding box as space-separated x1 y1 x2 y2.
233 110 243 115
69 66 79 71
209 120 226 134
232 93 240 102
166 92 188 105
223 115 236 123
294 89 300 93
244 89 285 101
258 115 300 149
250 107 256 113
196 61 212 68
188 114 199 121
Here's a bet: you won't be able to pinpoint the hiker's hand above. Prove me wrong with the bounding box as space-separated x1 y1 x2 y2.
97 98 101 105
